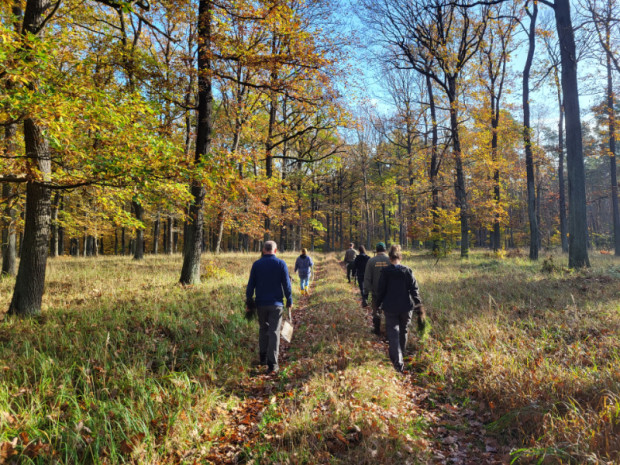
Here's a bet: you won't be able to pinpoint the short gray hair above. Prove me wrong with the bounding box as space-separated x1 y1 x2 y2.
263 240 277 253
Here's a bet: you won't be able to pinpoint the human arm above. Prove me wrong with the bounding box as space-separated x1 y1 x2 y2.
246 263 256 304
376 269 387 308
363 260 372 298
408 270 422 307
282 261 293 308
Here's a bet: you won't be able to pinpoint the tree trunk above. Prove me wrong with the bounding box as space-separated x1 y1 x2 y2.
153 214 160 254
50 192 60 257
523 2 539 260
121 227 126 255
382 201 389 246
8 118 52 316
70 238 78 256
215 211 225 254
2 2 21 276
491 99 501 251
362 156 371 249
606 53 620 255
1 182 17 276
557 86 568 253
132 200 144 260
554 0 590 267
448 78 469 258
180 0 212 284
173 218 179 253
166 216 173 254
57 195 64 255
427 74 441 254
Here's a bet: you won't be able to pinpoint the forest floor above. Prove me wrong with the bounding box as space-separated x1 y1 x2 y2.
0 251 619 464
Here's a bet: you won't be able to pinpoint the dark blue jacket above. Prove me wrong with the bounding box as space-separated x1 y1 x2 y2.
376 264 421 314
246 254 293 307
294 254 313 278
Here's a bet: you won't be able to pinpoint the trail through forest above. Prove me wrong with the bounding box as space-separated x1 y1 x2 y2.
207 256 511 464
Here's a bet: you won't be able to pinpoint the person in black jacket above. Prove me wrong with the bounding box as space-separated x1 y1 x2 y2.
352 245 370 306
376 244 422 373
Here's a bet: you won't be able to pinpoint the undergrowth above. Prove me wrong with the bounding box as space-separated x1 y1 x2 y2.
404 251 620 463
0 250 618 464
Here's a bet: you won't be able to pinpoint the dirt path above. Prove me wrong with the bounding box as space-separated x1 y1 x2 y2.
343 260 511 465
206 257 511 464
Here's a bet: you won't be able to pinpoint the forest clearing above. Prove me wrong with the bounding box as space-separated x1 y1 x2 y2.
0 251 618 464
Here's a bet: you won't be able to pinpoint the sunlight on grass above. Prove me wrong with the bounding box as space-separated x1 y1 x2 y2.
0 250 618 463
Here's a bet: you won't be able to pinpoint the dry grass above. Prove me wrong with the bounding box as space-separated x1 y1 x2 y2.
402 250 620 463
0 250 618 464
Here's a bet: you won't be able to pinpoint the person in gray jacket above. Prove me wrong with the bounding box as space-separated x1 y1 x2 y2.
344 243 357 283
376 244 422 373
363 242 391 335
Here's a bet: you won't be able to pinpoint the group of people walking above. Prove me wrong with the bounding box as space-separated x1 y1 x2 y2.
345 241 424 373
245 240 423 375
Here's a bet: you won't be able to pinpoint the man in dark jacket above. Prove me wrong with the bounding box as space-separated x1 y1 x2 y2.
344 243 357 283
363 242 391 335
246 241 293 374
376 244 422 372
352 245 370 306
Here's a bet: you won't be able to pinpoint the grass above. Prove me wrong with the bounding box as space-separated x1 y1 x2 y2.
0 250 618 464
402 250 620 463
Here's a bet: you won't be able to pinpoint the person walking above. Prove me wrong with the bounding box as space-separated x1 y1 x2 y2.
344 243 357 283
246 240 293 374
294 248 314 295
375 245 422 373
352 245 370 306
363 242 391 335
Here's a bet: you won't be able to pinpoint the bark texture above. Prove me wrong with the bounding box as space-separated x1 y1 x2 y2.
180 0 212 284
554 0 590 267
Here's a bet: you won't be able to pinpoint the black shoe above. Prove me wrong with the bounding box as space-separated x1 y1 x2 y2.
266 365 279 375
254 353 267 367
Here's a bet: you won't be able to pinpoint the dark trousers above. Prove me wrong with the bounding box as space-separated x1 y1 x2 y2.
371 294 382 334
346 262 354 281
384 311 413 371
357 276 365 299
258 305 283 370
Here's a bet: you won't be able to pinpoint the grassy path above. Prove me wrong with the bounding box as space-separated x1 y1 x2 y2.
213 255 511 464
1 252 616 463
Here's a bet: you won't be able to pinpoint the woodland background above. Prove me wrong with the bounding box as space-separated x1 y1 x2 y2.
0 1 620 463
1 0 620 311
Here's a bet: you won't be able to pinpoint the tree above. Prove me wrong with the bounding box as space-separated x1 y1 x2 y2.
479 4 518 251
5 0 54 316
540 19 569 253
552 0 591 267
180 0 212 285
584 0 620 255
523 0 540 260
1 0 189 314
360 0 488 258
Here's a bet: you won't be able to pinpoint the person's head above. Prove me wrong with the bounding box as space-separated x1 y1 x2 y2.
358 244 366 254
376 241 386 253
349 242 354 248
388 244 402 263
301 247 307 256
263 240 277 255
